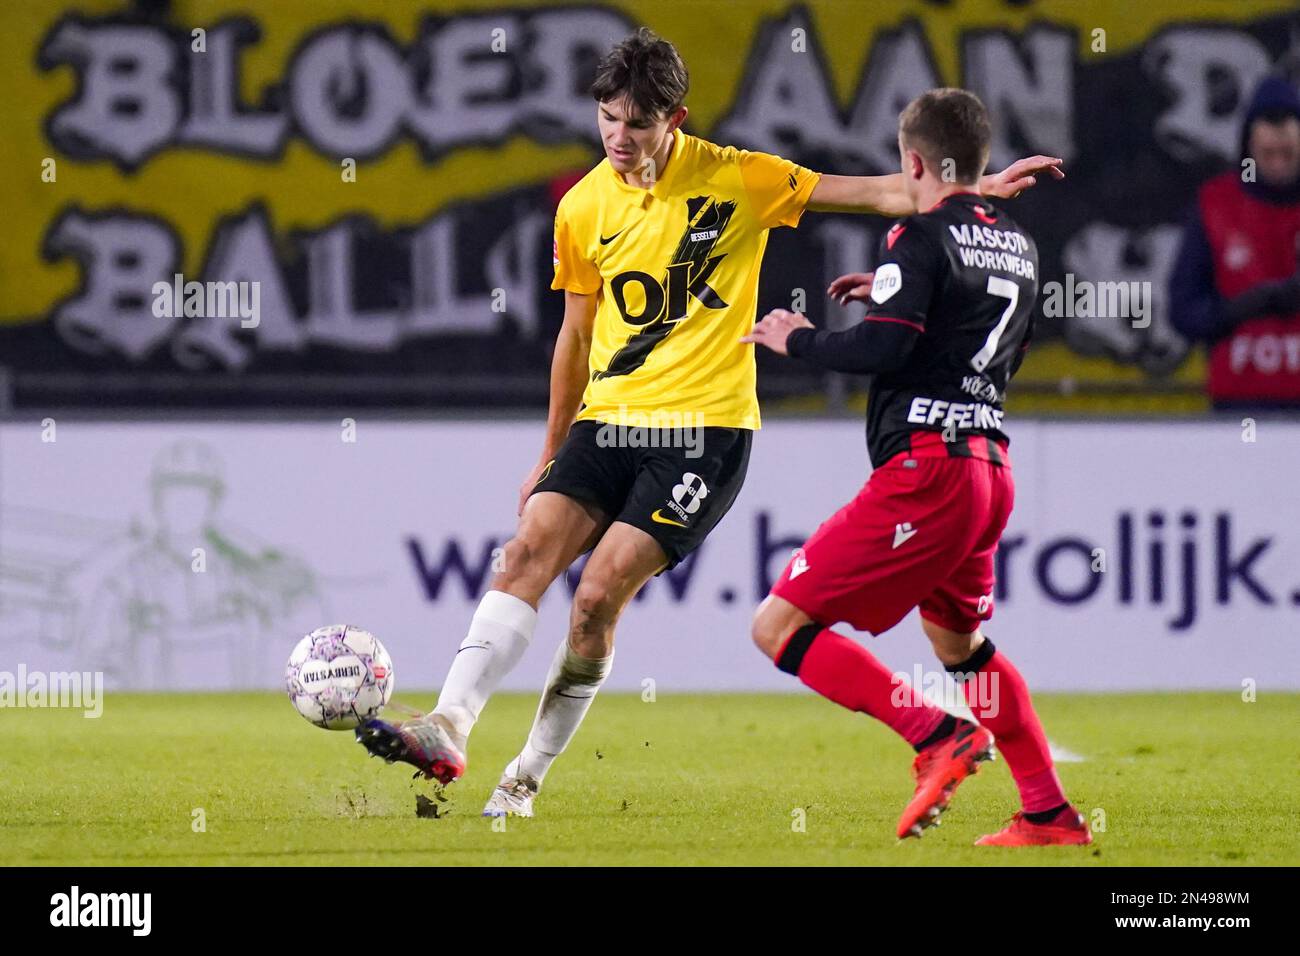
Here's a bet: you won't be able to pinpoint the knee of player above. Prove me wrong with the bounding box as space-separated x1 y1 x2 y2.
572 579 620 628
921 617 979 667
492 534 539 587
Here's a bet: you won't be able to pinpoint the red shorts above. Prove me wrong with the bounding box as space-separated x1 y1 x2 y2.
772 433 1014 635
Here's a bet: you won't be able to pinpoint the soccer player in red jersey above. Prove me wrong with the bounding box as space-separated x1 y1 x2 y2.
743 89 1092 846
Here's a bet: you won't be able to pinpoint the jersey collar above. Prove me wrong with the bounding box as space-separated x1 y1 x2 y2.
605 127 685 208
924 190 984 213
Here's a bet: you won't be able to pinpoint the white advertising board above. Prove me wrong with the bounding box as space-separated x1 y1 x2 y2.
1 419 1295 694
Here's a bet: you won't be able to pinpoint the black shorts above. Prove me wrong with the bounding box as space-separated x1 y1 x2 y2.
530 419 753 571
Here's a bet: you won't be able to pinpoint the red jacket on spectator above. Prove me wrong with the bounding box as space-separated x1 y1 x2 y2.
1170 76 1300 406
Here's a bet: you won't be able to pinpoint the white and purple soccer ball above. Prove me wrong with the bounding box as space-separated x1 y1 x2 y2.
285 625 394 730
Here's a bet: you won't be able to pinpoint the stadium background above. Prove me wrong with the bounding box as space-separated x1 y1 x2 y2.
1 0 1297 696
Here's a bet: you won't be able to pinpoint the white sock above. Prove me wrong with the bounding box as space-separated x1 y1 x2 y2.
432 590 537 741
506 639 614 785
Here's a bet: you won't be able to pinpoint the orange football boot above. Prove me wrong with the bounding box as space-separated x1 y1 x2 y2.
976 807 1093 846
896 719 995 839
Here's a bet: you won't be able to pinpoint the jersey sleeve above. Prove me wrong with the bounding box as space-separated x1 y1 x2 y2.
550 197 602 295
861 221 941 332
786 317 920 375
738 149 821 230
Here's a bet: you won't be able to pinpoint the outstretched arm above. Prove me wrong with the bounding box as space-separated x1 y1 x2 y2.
806 155 1065 216
742 308 919 374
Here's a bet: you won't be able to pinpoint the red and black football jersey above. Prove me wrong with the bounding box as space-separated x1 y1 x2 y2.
788 192 1038 467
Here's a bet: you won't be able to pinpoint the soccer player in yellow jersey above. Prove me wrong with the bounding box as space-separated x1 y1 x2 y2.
357 28 1063 817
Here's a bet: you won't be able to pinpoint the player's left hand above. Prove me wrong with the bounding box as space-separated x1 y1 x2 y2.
980 155 1065 200
827 271 875 306
741 309 814 356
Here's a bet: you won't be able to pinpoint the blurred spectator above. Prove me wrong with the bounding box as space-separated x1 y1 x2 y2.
1170 76 1300 407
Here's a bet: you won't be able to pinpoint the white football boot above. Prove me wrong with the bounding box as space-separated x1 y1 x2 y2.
482 774 539 818
356 713 466 785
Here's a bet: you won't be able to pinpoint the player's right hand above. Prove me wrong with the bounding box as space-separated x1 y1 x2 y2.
827 271 874 306
518 458 552 516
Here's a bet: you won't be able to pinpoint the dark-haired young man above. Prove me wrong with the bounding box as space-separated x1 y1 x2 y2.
744 88 1091 846
358 29 1064 819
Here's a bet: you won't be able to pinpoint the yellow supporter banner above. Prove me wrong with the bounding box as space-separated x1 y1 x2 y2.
0 0 1295 405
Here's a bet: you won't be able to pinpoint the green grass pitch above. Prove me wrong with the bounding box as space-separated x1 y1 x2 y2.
4 691 1295 866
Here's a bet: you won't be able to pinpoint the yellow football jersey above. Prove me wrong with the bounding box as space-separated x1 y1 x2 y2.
551 128 820 431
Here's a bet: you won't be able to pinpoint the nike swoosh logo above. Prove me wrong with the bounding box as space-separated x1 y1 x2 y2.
599 229 624 245
651 509 687 528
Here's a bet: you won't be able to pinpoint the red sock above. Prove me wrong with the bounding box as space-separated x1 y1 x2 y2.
776 626 945 748
951 640 1067 813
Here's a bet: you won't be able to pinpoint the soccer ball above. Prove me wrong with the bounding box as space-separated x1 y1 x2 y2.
285 625 394 730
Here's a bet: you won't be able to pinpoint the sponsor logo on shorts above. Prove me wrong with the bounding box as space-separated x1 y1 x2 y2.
650 509 687 528
663 472 708 521
892 521 918 549
650 473 709 528
976 593 993 615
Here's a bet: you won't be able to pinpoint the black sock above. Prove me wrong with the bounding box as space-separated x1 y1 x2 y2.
1024 802 1070 824
913 713 959 752
943 637 997 682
